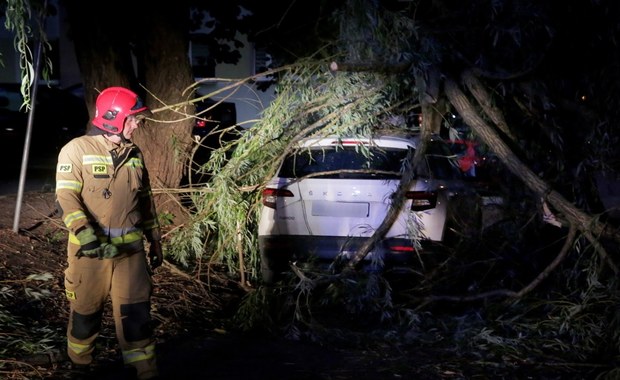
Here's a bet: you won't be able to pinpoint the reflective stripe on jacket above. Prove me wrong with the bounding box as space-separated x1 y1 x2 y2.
56 134 161 252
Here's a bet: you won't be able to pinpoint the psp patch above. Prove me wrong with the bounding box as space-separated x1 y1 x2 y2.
57 163 72 173
92 164 108 175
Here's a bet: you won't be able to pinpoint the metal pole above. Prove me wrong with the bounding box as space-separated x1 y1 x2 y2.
12 24 45 233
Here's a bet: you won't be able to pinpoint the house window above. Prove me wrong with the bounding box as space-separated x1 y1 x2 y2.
190 37 215 79
253 45 273 82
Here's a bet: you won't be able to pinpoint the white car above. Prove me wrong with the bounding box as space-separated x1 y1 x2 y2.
258 133 464 283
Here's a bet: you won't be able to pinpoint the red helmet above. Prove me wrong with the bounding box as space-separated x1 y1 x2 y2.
92 87 149 134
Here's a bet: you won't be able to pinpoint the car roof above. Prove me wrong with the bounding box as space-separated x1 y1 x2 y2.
294 132 449 150
297 135 415 148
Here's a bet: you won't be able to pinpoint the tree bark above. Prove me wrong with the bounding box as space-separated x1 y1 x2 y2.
66 0 195 223
132 1 195 222
64 0 135 121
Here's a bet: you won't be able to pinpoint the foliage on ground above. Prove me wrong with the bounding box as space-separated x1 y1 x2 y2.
2 191 620 379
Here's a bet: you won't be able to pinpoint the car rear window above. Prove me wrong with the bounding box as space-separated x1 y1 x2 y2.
279 139 461 180
279 146 407 179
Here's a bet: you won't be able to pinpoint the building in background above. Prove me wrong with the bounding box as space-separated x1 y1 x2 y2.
0 3 274 129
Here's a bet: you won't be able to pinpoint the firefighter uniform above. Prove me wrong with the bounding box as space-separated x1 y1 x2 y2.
56 132 161 379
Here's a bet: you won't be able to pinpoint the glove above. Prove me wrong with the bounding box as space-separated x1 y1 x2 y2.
75 227 118 259
100 243 119 259
148 240 163 270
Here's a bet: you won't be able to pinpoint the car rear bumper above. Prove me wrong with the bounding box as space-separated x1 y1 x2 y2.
258 235 436 282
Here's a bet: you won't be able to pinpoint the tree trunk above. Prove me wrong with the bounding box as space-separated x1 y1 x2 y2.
66 0 195 223
64 0 135 121
133 1 195 222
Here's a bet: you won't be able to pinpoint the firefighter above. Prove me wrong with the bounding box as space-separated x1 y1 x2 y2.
55 86 163 379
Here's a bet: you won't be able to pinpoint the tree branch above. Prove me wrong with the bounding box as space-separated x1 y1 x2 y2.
445 73 620 274
513 223 577 298
462 71 517 142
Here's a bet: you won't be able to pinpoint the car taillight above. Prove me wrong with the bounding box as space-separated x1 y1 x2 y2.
405 191 437 211
262 188 294 209
387 245 414 252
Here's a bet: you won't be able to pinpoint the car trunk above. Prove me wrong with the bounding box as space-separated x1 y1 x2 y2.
273 177 447 241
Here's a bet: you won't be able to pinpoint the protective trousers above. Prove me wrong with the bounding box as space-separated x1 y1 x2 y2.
64 246 158 379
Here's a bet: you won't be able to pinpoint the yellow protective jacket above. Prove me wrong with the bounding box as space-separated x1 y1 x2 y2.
56 134 161 254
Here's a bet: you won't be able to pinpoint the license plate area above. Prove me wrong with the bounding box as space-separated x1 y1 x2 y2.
312 201 370 217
